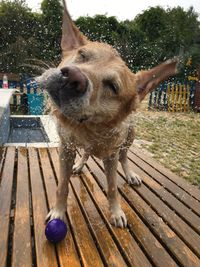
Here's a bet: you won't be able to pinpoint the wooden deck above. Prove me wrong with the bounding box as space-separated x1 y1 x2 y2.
0 146 200 267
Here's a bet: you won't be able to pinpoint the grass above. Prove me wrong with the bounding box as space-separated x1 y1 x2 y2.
133 110 200 187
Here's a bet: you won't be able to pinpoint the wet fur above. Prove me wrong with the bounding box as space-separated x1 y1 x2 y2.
39 0 178 228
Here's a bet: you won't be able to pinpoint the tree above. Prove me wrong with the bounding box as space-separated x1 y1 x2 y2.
161 7 200 57
0 1 199 77
133 6 200 73
134 6 168 42
0 0 40 73
40 0 62 63
76 15 120 44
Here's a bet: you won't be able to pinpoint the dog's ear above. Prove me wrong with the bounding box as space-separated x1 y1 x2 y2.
136 59 179 101
61 0 88 54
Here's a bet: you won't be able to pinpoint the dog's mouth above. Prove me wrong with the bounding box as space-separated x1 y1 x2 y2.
78 114 90 123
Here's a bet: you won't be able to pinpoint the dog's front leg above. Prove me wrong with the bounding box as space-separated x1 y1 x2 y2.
103 153 127 228
46 144 76 222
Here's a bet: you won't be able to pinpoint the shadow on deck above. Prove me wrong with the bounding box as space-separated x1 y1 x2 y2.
0 146 200 267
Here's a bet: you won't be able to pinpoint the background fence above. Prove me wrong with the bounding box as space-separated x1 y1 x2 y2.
148 81 197 112
10 80 44 115
7 80 199 114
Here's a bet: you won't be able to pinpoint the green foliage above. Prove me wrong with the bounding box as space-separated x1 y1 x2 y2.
0 1 199 77
76 15 119 43
134 6 168 42
0 0 62 74
76 7 200 73
40 0 62 63
0 0 40 73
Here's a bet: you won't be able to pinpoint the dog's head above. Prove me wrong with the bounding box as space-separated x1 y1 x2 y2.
38 0 178 126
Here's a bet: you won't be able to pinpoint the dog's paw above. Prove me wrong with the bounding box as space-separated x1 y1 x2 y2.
110 207 127 228
73 162 84 174
45 207 66 223
125 171 142 186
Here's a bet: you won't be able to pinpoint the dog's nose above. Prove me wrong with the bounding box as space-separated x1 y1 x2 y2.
60 66 87 95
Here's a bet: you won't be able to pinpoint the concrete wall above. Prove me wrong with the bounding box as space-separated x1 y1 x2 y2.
0 90 15 145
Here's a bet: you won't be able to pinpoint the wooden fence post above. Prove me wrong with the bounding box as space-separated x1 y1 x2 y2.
194 68 200 111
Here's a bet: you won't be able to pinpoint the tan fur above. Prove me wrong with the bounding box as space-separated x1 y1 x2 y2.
44 0 178 228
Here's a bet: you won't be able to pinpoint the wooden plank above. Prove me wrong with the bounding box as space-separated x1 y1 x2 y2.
7 146 199 266
118 162 200 256
128 153 200 216
167 84 171 112
28 147 58 267
175 84 179 112
71 175 130 267
129 154 200 233
68 185 105 267
38 148 81 267
91 156 200 267
127 151 200 217
80 168 153 267
83 156 177 267
48 148 104 267
48 148 60 182
131 147 200 201
0 147 15 267
171 84 175 112
117 162 200 259
12 148 32 267
75 153 153 267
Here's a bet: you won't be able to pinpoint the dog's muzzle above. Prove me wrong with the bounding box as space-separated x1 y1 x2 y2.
60 66 88 97
36 66 90 118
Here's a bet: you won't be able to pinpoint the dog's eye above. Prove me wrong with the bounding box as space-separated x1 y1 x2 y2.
78 50 88 62
103 80 119 94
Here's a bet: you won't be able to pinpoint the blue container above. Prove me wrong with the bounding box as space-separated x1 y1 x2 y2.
27 94 44 115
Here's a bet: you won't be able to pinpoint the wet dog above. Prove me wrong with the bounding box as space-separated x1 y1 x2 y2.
38 0 178 228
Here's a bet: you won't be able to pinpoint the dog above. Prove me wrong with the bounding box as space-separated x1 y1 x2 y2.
38 0 178 228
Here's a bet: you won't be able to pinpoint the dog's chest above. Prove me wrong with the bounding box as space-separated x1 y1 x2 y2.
59 123 128 158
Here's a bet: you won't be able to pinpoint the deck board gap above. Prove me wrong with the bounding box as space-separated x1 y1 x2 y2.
80 154 162 266
127 154 200 217
92 154 200 236
6 148 17 267
90 156 200 265
126 170 200 233
118 162 200 236
0 147 7 185
2 147 198 266
46 148 59 185
118 189 183 265
87 161 178 267
120 188 200 263
116 167 200 257
70 180 109 267
27 149 38 267
126 221 164 267
127 182 200 257
39 148 83 267
36 148 51 211
130 149 200 203
64 211 84 267
80 173 151 267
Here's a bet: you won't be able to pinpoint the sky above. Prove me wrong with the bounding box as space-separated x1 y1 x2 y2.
26 0 200 21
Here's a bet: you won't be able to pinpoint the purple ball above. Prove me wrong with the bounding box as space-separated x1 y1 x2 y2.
45 219 67 243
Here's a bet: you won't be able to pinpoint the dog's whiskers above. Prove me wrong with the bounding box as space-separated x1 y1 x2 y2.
26 58 56 69
20 63 46 73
